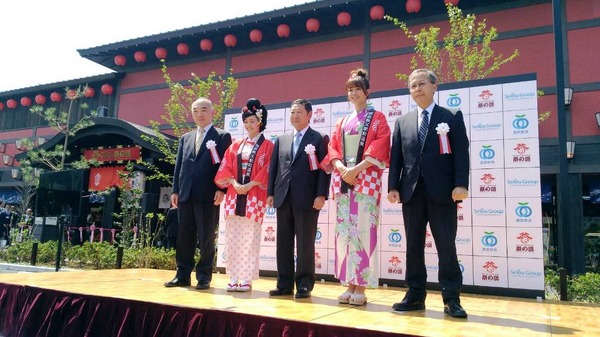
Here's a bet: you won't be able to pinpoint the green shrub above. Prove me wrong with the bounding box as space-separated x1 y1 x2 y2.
545 268 600 303
64 241 117 269
1 240 178 271
569 272 600 303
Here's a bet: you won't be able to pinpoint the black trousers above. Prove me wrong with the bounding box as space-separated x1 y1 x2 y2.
402 178 462 303
175 199 219 283
274 192 319 291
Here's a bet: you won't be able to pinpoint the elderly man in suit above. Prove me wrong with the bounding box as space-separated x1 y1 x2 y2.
165 97 232 290
267 98 331 299
388 69 470 318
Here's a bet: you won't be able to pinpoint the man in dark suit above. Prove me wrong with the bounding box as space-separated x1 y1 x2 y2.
388 69 470 318
165 97 232 290
267 98 331 299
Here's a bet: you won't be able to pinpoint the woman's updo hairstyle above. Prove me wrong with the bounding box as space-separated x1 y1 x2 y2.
242 98 268 132
345 68 370 96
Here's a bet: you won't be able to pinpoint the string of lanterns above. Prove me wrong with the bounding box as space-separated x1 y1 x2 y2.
0 1 463 113
109 3 405 66
0 84 114 110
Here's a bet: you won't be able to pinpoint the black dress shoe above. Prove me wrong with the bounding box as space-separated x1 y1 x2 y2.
269 288 293 296
444 300 467 318
392 298 426 311
196 281 211 290
164 277 191 288
294 287 311 299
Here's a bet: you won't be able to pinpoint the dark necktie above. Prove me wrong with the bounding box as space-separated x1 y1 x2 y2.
418 110 429 147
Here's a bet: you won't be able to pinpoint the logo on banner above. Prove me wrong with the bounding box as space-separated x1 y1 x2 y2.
482 261 500 282
387 256 403 275
387 100 403 117
515 202 533 223
512 114 530 135
457 203 465 221
458 259 465 273
315 252 323 269
474 208 504 217
479 173 497 193
505 91 536 101
477 90 495 109
269 135 277 143
315 227 322 241
516 231 535 253
312 107 326 124
447 93 461 107
506 177 539 188
481 231 498 252
478 145 496 165
229 117 239 128
425 230 433 249
266 207 276 215
263 226 275 243
512 143 532 163
388 229 402 248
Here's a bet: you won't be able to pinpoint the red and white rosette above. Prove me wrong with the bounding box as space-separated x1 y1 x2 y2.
435 122 452 154
206 140 221 164
304 144 318 171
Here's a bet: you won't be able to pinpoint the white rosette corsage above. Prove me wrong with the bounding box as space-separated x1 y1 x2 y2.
304 144 318 171
206 140 221 164
435 123 452 154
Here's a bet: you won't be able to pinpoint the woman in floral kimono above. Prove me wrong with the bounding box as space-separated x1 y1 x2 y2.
215 98 273 292
326 69 390 305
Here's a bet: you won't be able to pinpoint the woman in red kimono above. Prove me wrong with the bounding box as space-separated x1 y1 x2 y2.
326 69 391 305
215 98 273 292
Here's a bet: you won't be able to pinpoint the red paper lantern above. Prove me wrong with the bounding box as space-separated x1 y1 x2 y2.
306 18 320 33
444 0 459 5
20 97 32 107
200 39 213 51
114 55 126 66
277 24 290 38
155 47 167 59
35 94 46 105
337 12 351 27
177 43 189 55
50 92 62 102
224 34 237 47
84 87 95 98
101 84 113 95
6 99 17 109
134 51 147 62
249 29 263 43
406 0 421 13
67 89 78 99
370 5 385 20
0 102 4 110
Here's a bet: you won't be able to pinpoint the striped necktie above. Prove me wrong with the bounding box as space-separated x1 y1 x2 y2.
418 110 429 147
195 128 204 154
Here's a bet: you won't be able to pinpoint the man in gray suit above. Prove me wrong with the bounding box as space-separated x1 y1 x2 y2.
388 69 470 318
164 97 232 290
267 99 330 299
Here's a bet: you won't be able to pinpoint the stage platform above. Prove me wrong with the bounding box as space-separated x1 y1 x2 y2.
0 268 599 337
